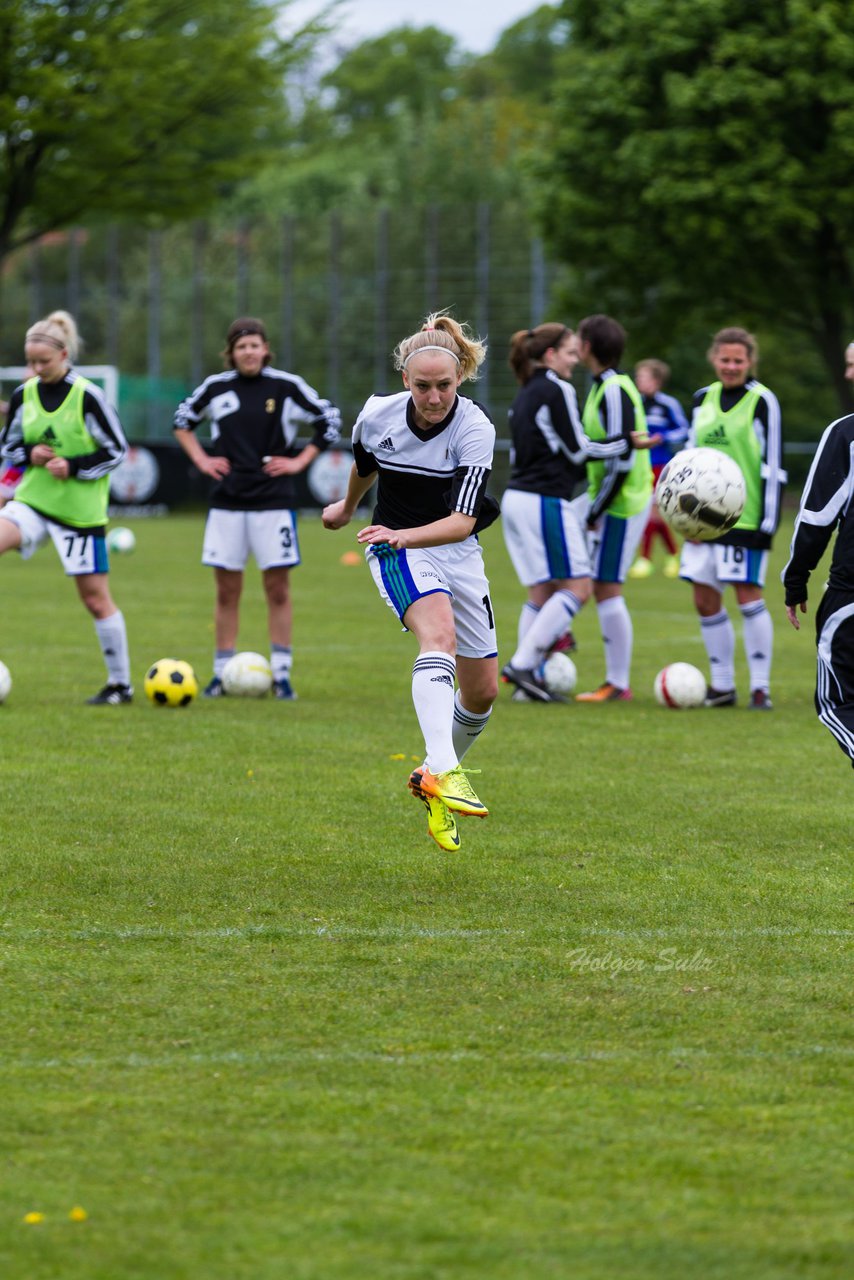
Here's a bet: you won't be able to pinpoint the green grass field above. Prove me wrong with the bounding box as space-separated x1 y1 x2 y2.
1 512 851 1279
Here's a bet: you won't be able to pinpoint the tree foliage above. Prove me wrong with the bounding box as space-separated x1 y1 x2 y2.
0 0 314 263
537 0 854 411
233 10 569 216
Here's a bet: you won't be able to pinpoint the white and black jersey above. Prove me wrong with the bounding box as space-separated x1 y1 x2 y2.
2 372 127 478
353 391 497 531
506 367 629 500
782 412 854 605
174 366 341 511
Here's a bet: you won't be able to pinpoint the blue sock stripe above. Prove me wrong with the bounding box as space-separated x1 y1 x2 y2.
453 708 490 726
414 662 457 677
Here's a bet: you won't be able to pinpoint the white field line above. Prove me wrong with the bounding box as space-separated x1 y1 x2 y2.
6 1044 852 1072
0 923 850 941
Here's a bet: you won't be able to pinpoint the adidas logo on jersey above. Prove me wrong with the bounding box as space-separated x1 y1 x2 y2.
41 426 58 443
377 437 396 452
706 424 727 440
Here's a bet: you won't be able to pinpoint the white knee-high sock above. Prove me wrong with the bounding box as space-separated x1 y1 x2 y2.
517 601 539 648
597 596 632 689
94 610 131 686
700 609 736 690
214 648 235 678
270 644 292 681
512 590 582 669
412 652 457 775
452 689 492 763
740 601 773 692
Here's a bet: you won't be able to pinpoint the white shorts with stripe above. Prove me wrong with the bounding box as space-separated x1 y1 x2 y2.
0 499 109 576
202 508 300 572
680 541 769 590
366 537 497 659
500 487 592 586
579 495 652 584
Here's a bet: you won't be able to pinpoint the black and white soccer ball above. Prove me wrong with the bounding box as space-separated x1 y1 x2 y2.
655 447 746 541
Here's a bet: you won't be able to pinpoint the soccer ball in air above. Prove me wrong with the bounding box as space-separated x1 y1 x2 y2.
540 651 578 697
221 651 273 698
654 663 707 709
144 658 198 707
107 526 136 554
655 448 746 541
0 660 11 704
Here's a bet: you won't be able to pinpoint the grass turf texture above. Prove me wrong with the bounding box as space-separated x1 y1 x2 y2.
0 512 850 1279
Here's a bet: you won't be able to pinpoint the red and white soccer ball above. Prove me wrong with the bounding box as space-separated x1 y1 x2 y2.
655 447 746 541
222 651 273 697
654 662 706 709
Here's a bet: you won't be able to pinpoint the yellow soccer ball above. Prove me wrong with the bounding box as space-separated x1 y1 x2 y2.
144 658 198 708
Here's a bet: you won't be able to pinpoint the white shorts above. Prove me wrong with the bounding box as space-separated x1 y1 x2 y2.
680 541 768 590
583 498 652 584
203 508 300 572
366 537 497 659
501 487 592 586
0 500 108 576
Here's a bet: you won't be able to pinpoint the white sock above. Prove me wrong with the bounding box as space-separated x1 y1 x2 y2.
413 651 457 775
597 596 632 689
700 610 735 690
270 644 292 682
517 601 539 648
452 689 491 763
94 610 130 686
513 590 582 669
214 648 235 679
740 601 773 692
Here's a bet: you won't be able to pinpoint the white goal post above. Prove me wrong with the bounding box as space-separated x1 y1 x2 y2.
0 364 119 407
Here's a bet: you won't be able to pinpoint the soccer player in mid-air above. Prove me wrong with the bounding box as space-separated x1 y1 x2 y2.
322 312 498 853
680 327 785 710
0 311 133 704
174 316 341 701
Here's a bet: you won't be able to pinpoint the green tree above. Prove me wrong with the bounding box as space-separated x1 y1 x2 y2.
0 0 316 265
538 0 854 413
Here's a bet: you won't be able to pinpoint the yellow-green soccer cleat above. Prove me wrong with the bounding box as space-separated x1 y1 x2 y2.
415 764 489 819
408 767 461 851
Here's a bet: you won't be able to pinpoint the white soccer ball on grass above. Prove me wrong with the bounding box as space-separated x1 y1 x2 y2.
222 651 273 698
654 663 707 709
0 660 11 704
107 526 136 554
540 651 578 697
